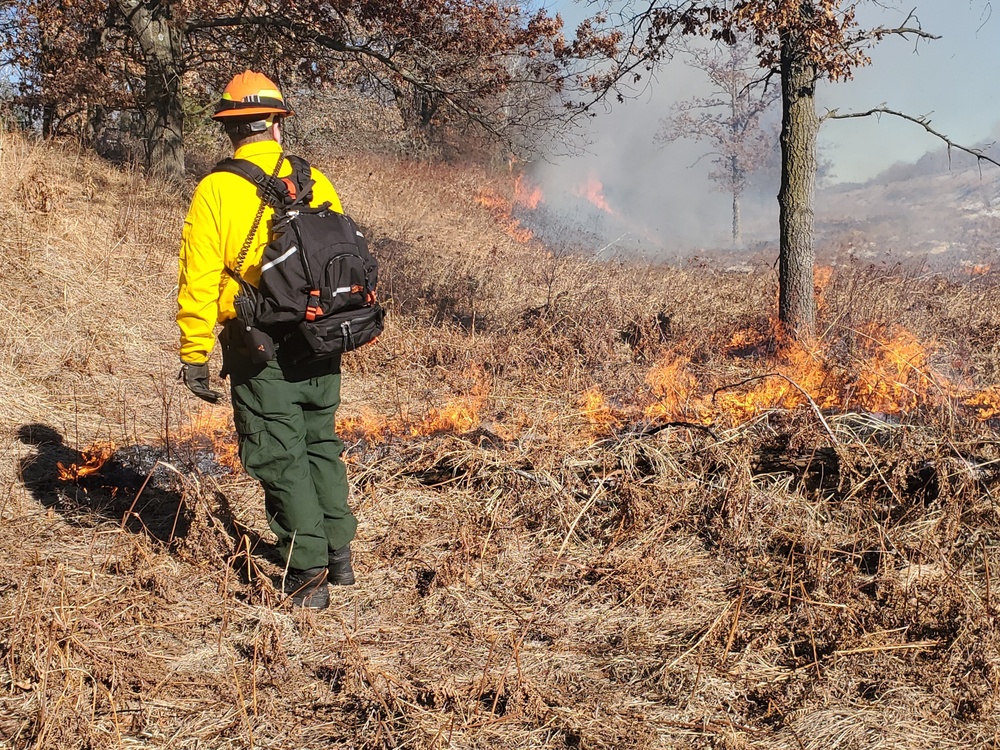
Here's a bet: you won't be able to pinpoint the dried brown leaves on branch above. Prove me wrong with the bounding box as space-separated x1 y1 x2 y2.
647 0 872 78
2 0 632 172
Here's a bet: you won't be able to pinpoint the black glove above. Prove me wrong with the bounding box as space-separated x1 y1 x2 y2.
179 362 222 403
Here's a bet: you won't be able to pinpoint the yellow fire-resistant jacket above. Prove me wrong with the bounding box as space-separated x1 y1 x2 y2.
177 140 343 364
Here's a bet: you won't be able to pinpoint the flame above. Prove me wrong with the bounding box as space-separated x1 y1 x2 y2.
644 352 701 421
851 326 940 414
580 387 622 433
647 323 949 426
333 322 974 444
58 442 115 481
337 398 489 442
420 363 491 435
172 407 241 472
814 266 833 290
514 175 543 209
475 189 533 243
965 386 1000 420
342 318 999 444
338 365 492 441
575 175 615 215
415 396 484 435
815 266 833 313
290 314 1000 442
968 263 991 277
339 409 393 443
726 327 770 354
714 337 840 423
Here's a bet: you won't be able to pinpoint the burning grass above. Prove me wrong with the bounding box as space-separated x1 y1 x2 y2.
6 130 1000 748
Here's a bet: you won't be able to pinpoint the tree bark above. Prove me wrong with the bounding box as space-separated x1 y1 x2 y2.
41 105 55 139
115 0 185 180
777 26 818 338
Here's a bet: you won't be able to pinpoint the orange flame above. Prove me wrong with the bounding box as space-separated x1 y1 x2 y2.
475 189 533 243
726 327 769 354
331 321 974 445
338 365 493 441
814 266 832 291
965 386 1000 421
339 399 489 442
851 326 940 414
416 364 491 435
172 407 241 472
58 442 115 481
365 314 1000 442
714 337 840 423
580 387 622 433
641 322 951 427
644 352 701 422
575 175 614 215
339 409 394 444
514 175 543 210
815 266 833 313
415 396 484 436
967 263 991 277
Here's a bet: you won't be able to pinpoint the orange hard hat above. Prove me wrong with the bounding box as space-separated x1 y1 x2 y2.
212 71 293 120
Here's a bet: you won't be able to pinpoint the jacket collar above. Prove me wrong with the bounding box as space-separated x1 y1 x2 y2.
233 140 283 160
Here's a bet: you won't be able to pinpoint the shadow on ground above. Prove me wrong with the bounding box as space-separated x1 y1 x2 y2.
17 423 292 590
17 423 194 541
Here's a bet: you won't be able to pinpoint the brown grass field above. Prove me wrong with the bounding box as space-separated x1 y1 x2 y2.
5 125 1000 749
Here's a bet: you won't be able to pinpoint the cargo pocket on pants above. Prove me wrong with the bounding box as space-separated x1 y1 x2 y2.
233 408 267 474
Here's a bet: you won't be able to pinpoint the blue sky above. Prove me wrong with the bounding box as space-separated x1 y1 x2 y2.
822 1 1000 182
535 1 1000 248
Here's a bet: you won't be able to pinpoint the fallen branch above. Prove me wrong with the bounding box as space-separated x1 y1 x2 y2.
713 373 840 446
833 640 940 656
625 420 720 441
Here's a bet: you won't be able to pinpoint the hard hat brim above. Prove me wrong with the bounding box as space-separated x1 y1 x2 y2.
212 105 293 121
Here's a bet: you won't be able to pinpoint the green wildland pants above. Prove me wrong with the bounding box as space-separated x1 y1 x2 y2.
224 338 357 572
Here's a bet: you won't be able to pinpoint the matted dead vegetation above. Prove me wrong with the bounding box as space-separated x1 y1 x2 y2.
4 128 1000 749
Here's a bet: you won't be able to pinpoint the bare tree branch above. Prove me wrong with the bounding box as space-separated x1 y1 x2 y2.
874 25 940 40
825 106 1000 169
185 13 521 140
868 9 941 42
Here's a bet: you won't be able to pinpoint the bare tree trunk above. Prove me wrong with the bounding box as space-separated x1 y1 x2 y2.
731 154 742 247
115 0 185 180
39 25 57 139
777 27 818 338
41 105 55 139
732 190 743 247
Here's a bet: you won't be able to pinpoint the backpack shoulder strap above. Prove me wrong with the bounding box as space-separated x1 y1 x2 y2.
212 157 291 207
284 155 316 206
211 155 284 279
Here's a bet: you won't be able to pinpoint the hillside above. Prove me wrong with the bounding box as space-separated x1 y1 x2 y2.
815 144 1000 268
5 129 1000 749
659 142 1000 270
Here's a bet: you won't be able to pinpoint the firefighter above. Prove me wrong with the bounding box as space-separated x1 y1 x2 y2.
177 71 356 609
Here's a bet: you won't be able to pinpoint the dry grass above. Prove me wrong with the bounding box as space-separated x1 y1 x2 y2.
4 127 1000 749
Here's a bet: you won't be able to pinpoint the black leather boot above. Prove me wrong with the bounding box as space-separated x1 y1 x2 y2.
328 544 355 586
283 566 330 609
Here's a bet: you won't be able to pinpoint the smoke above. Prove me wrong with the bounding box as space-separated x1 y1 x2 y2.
515 0 1000 262
525 51 780 258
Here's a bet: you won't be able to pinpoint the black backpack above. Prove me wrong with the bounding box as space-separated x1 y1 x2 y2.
213 155 385 364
